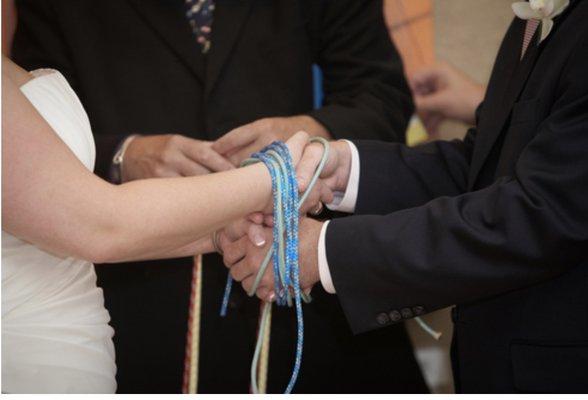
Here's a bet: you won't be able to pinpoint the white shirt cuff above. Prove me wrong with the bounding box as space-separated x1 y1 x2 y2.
326 140 360 213
318 220 336 294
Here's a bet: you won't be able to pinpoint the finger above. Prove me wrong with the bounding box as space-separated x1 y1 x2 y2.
258 268 274 290
175 154 211 176
181 139 235 172
285 131 310 165
320 181 334 204
229 142 260 166
409 66 443 93
221 235 248 266
153 168 182 178
223 219 250 241
414 92 448 115
255 287 271 302
263 214 274 227
240 275 256 294
299 184 321 215
247 223 267 247
299 178 332 215
296 142 323 192
212 124 257 155
248 212 265 225
423 113 444 137
231 261 255 283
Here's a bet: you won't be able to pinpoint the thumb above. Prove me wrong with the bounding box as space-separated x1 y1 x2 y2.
414 91 449 115
285 131 310 165
213 125 255 155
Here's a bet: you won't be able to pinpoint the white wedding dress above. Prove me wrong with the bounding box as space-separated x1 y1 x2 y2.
2 70 116 393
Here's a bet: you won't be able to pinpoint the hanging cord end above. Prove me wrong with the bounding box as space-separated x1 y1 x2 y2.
414 316 442 340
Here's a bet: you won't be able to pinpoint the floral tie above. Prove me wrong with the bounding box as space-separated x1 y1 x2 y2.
185 0 215 53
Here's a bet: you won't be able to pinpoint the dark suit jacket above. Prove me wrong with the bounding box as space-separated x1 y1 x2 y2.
13 0 427 394
326 0 588 393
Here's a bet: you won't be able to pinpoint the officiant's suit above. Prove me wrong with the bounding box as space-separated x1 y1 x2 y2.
323 0 588 393
12 0 427 393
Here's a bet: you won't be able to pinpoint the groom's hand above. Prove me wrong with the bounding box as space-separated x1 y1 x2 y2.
256 139 353 226
122 134 234 182
297 139 353 196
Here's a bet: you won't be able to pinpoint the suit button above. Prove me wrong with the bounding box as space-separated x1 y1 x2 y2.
401 307 413 319
412 305 425 316
376 312 390 325
389 310 402 322
451 306 459 322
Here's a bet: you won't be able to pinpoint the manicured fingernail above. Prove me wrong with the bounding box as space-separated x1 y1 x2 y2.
268 292 276 302
254 234 266 247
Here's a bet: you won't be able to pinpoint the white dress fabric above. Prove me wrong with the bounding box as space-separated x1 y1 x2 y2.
2 70 116 393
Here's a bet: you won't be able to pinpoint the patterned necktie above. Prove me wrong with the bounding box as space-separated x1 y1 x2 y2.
521 19 540 59
185 0 215 53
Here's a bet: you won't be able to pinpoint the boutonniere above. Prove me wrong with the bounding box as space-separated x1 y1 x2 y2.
512 0 570 42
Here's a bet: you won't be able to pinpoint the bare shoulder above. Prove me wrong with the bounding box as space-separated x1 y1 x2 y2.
2 56 33 87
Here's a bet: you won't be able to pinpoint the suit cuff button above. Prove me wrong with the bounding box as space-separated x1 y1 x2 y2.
376 312 390 325
412 305 425 316
401 307 413 319
389 310 402 322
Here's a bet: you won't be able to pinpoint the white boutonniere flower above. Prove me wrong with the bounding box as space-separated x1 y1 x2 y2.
512 0 570 42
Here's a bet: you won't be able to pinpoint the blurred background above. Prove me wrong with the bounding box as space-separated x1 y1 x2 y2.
384 0 513 393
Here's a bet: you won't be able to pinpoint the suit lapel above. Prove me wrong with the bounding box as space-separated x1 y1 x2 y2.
205 0 252 97
127 0 205 82
468 1 580 189
467 19 541 189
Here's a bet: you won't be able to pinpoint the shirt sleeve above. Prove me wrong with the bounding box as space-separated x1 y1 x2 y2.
318 220 336 294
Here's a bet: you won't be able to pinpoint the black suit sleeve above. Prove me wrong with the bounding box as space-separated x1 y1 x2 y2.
352 129 475 215
13 0 127 180
307 0 413 143
325 39 588 334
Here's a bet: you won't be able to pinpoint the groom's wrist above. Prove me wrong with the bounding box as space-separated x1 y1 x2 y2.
335 140 354 193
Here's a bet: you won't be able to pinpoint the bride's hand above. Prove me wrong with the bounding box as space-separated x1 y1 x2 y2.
216 218 268 253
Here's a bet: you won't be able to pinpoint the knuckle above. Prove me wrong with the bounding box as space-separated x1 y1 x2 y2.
167 134 182 146
198 149 209 163
259 118 272 130
152 165 166 177
160 149 175 164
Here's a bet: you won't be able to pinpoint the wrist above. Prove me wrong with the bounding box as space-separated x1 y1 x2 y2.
334 140 353 193
300 218 323 289
249 163 273 212
112 134 140 183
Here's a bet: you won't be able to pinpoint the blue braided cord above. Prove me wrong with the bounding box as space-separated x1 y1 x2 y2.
218 138 440 393
219 274 233 317
219 139 329 393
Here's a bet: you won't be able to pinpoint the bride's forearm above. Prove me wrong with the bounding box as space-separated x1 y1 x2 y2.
102 164 270 262
3 68 273 264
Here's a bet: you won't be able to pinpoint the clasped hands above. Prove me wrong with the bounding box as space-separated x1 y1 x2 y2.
217 133 352 302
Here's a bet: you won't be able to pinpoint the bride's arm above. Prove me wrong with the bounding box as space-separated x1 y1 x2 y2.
2 70 300 263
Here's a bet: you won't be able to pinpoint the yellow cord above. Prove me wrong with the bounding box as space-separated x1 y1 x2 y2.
258 303 272 393
186 254 202 394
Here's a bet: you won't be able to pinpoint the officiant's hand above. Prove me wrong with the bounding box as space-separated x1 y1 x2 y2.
212 115 330 166
409 61 485 136
122 134 234 182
